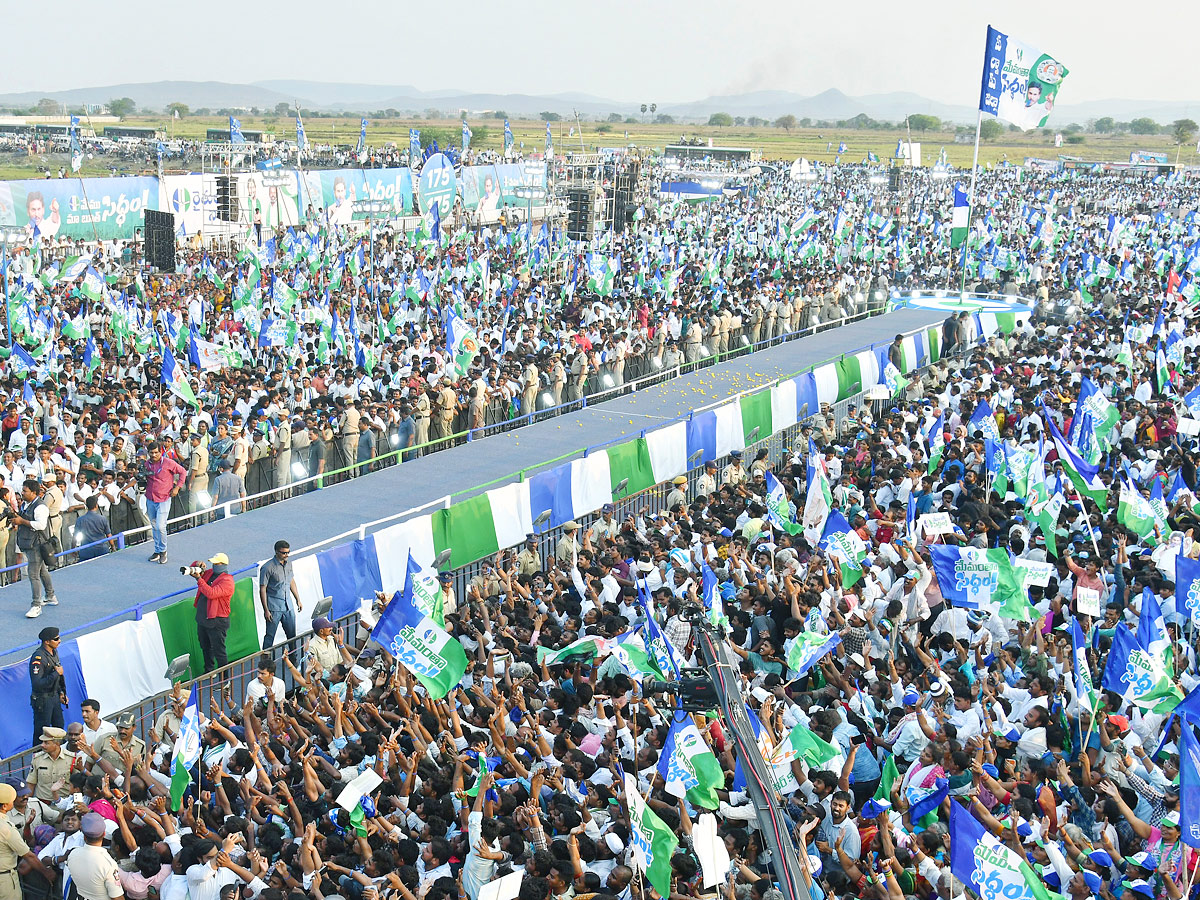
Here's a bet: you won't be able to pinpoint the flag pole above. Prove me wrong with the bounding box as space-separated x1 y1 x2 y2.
959 110 984 300
1070 482 1104 560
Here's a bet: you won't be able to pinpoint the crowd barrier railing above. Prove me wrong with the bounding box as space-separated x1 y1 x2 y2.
30 306 881 576
0 395 862 780
0 295 1001 774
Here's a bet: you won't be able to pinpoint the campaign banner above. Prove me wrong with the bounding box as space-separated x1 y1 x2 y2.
300 167 413 225
1130 150 1169 166
161 174 219 236
458 163 546 212
237 171 304 229
0 176 159 240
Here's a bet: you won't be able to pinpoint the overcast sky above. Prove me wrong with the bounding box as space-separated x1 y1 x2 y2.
4 0 1195 105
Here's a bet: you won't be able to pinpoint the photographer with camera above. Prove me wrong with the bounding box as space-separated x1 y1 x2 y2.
190 552 234 673
144 441 187 566
14 478 58 619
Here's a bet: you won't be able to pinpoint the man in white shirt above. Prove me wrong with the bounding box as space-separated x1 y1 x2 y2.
244 656 286 707
80 700 118 754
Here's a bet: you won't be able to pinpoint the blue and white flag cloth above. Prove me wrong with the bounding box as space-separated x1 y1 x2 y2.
1101 624 1182 713
1177 552 1200 625
949 801 1059 900
369 590 467 699
229 116 245 144
169 685 201 810
1179 723 1200 849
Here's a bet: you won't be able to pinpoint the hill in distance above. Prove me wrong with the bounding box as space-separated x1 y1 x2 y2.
0 80 1195 126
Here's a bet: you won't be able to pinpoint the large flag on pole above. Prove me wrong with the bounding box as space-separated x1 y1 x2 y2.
169 686 201 810
978 26 1069 131
229 116 245 144
295 111 307 154
623 772 678 897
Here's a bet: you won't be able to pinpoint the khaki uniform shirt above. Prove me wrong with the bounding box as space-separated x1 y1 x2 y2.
515 548 542 576
97 735 146 782
27 749 72 805
438 387 457 422
0 820 29 900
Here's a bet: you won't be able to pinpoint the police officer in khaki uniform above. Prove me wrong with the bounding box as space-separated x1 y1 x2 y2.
434 378 458 443
722 449 748 487
696 460 718 498
555 521 580 567
550 354 566 406
515 536 541 576
0 782 54 900
97 712 145 786
665 476 688 510
26 727 70 813
522 356 539 416
413 388 431 454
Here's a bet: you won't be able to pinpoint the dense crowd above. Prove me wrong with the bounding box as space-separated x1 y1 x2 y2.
2 161 1200 900
5 240 1200 900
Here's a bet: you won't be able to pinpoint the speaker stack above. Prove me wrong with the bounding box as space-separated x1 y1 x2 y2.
566 187 594 241
143 208 177 272
216 176 239 222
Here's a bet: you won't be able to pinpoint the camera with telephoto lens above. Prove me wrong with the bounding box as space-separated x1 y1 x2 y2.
180 564 204 577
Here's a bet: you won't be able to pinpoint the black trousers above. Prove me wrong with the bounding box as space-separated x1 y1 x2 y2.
31 692 63 748
198 617 230 673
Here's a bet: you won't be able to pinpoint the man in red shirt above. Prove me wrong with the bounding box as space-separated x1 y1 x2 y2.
144 441 186 565
193 551 235 673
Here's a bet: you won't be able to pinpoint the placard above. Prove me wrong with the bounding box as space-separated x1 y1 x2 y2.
336 768 383 812
479 871 525 900
920 512 954 536
1076 586 1101 617
1177 417 1200 437
1015 558 1056 587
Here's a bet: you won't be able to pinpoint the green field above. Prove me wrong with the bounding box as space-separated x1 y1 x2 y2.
5 115 1195 180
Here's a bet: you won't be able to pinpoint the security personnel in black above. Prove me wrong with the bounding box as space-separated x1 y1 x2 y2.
29 626 66 749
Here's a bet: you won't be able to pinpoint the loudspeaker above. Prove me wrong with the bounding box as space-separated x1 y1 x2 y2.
143 208 176 272
888 168 903 192
216 176 239 222
566 187 593 241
